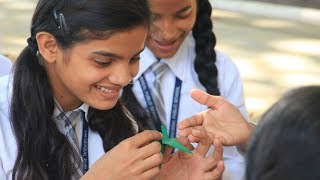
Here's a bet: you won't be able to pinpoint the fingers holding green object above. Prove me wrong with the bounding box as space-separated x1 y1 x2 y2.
139 140 162 159
160 125 192 154
176 136 195 151
128 130 162 148
141 152 163 170
175 136 195 159
161 144 173 164
125 131 163 177
140 165 161 180
126 152 162 179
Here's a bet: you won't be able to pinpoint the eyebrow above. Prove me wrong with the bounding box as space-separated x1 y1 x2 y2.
176 5 191 14
92 47 145 59
152 5 191 16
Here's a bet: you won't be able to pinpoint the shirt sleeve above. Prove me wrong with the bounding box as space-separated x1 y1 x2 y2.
0 55 13 77
0 158 5 180
0 75 15 179
216 51 250 121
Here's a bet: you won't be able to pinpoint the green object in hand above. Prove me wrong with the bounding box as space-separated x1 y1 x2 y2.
160 125 192 154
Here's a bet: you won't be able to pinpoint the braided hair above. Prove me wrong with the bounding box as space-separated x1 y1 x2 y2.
193 0 220 95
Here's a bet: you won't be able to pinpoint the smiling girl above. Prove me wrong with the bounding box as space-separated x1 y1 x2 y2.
0 0 225 179
122 0 249 179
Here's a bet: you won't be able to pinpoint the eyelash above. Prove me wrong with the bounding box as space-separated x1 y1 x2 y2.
176 12 190 19
130 56 141 63
94 56 140 67
94 60 111 67
177 15 189 19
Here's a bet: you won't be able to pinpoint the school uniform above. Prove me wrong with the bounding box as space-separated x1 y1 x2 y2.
132 33 249 180
0 55 13 77
0 75 106 179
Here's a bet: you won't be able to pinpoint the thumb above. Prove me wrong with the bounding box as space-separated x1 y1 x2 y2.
190 89 225 109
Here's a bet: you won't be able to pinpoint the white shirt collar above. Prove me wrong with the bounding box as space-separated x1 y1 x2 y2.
53 98 90 122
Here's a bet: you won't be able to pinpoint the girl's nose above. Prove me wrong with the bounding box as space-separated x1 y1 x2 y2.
108 66 133 87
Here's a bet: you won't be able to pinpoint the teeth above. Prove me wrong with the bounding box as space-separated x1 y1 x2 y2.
96 85 115 93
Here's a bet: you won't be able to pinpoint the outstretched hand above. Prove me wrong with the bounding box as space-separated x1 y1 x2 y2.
178 89 253 146
157 126 224 180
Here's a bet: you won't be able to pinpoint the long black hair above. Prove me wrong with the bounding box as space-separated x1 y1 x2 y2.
10 0 150 179
122 0 219 130
193 0 219 95
246 86 320 180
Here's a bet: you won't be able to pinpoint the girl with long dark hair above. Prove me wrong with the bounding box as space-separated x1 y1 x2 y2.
0 0 224 179
122 0 249 179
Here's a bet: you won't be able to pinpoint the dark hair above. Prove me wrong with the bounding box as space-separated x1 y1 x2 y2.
10 0 150 179
246 86 320 180
193 0 219 95
122 0 219 130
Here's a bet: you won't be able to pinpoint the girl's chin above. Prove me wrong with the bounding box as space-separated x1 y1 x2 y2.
87 100 118 111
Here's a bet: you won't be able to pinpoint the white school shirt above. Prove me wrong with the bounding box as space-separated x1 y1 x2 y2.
132 33 249 180
0 55 13 77
0 75 106 179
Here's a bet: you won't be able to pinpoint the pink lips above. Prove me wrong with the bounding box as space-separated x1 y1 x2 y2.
154 40 176 52
96 86 120 99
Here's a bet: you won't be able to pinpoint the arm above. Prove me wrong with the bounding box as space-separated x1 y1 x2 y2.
178 89 255 147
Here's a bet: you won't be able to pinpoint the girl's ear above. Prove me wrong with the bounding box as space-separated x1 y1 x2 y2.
36 32 59 63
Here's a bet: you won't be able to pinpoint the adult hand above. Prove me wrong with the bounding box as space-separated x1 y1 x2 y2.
81 130 162 180
157 127 224 180
178 89 253 146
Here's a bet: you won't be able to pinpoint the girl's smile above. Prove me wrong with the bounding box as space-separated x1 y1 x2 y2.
95 84 121 99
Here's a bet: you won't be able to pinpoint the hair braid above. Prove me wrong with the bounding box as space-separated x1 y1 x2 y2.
192 0 220 95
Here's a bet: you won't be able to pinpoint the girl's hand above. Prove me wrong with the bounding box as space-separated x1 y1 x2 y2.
157 127 225 180
82 130 163 180
178 89 253 146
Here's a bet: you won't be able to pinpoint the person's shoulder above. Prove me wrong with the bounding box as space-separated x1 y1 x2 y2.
0 55 12 65
215 50 239 72
0 75 16 168
0 75 12 103
0 75 13 129
0 74 11 86
0 55 13 76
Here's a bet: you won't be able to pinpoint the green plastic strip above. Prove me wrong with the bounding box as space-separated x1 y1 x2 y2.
160 125 192 154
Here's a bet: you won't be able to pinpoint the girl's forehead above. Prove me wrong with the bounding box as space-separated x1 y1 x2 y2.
70 26 147 56
149 0 194 11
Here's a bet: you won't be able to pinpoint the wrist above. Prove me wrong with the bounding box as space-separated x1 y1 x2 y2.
237 120 256 154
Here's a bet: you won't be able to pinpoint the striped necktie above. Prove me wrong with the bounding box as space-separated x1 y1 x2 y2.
56 110 86 180
150 62 168 126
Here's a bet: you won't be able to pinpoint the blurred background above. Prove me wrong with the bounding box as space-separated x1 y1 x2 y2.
0 0 319 122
